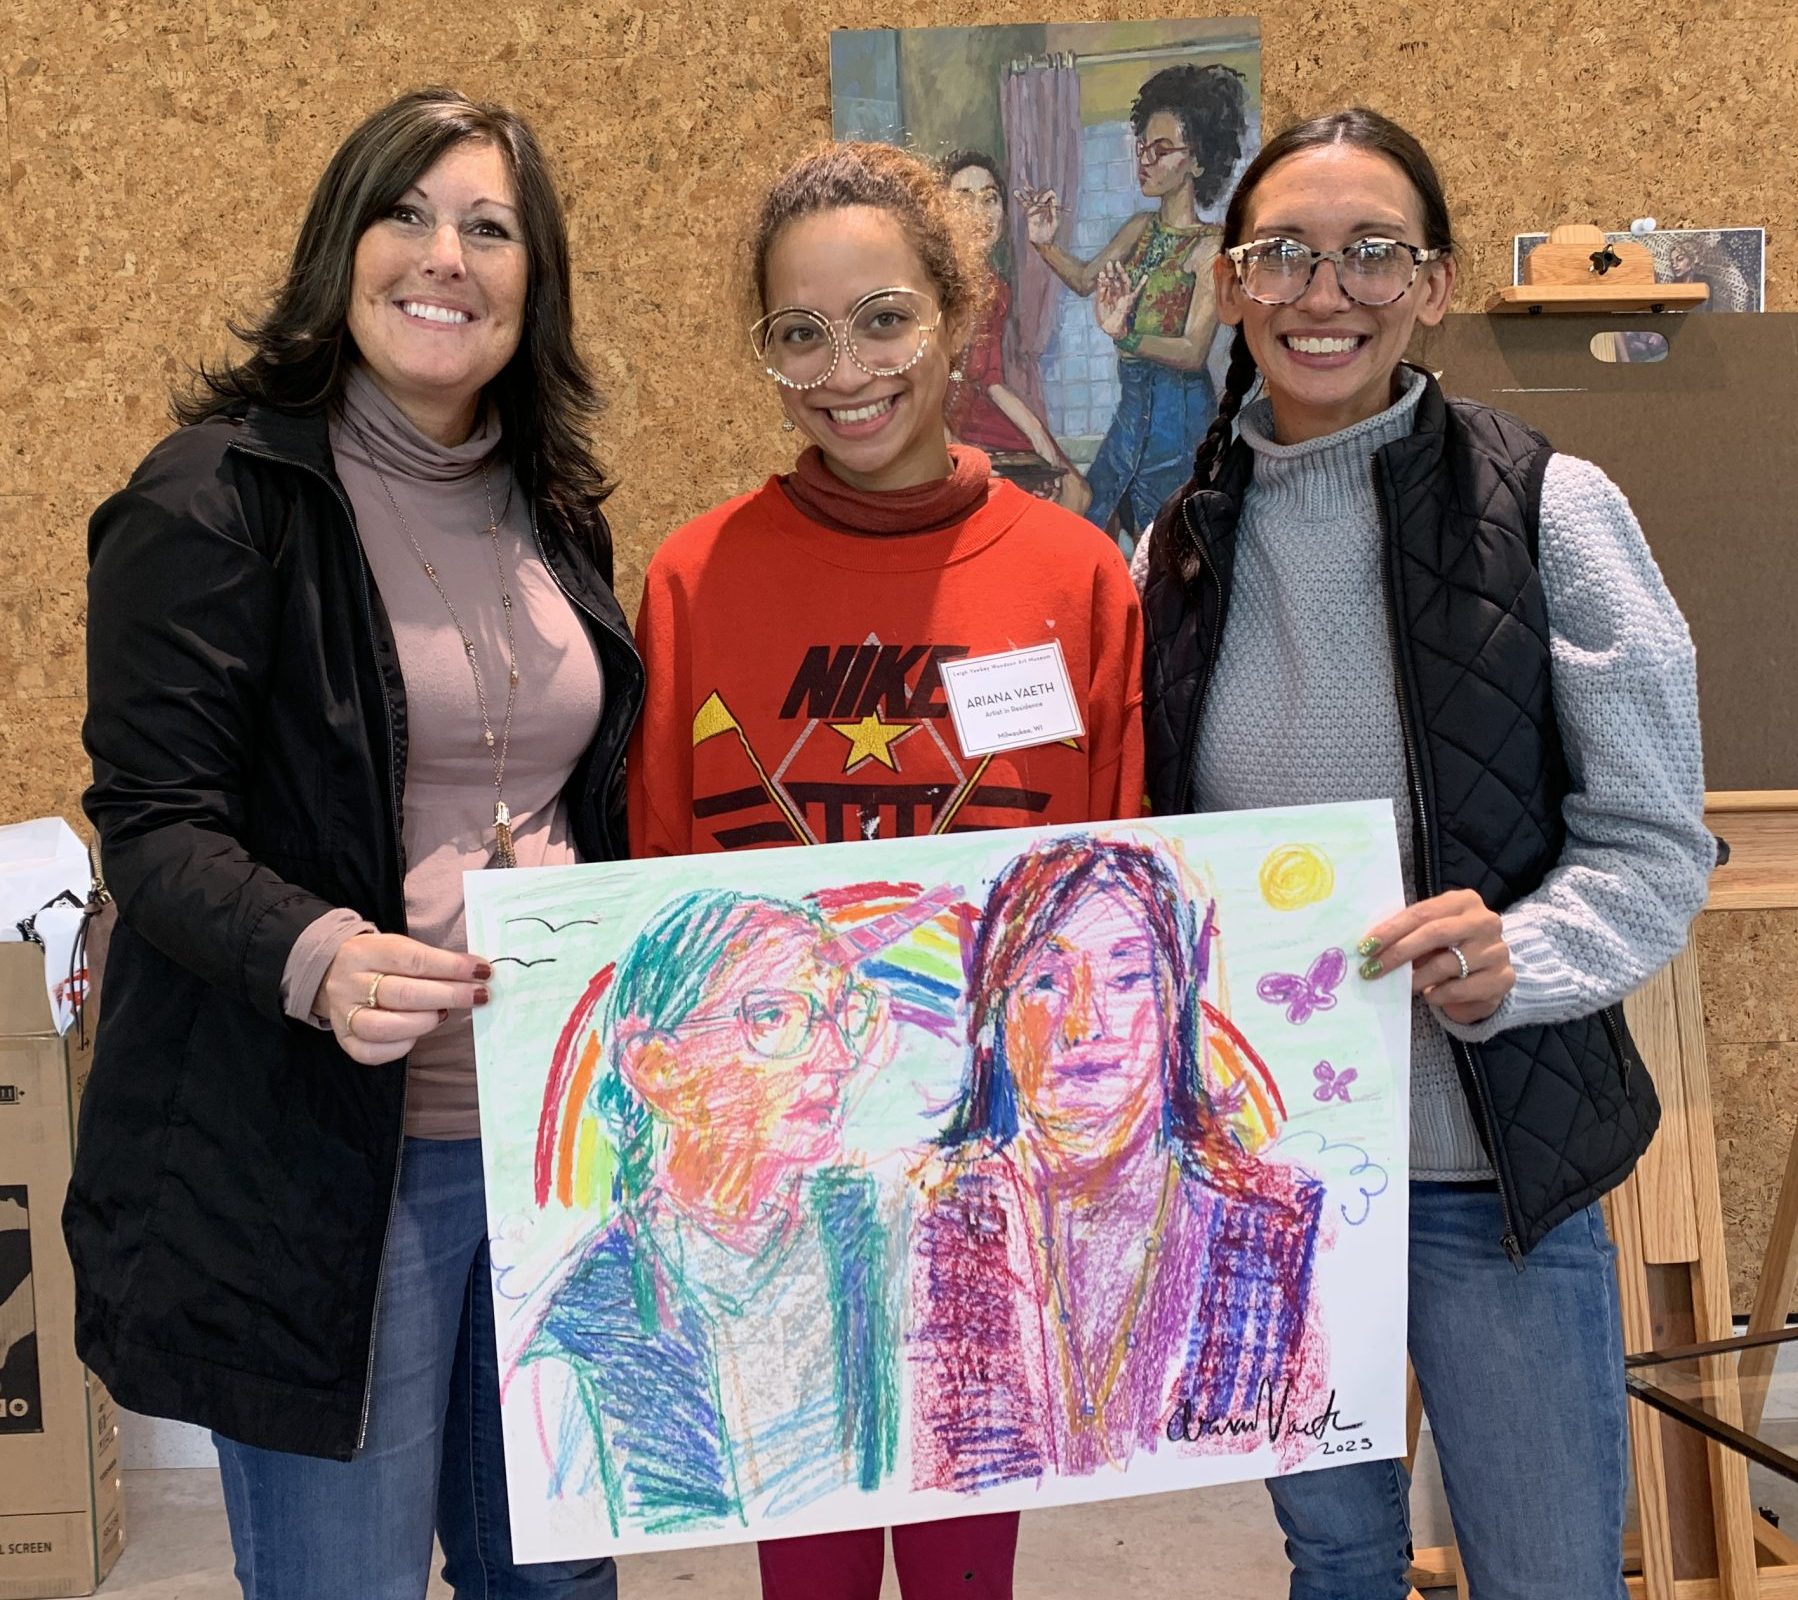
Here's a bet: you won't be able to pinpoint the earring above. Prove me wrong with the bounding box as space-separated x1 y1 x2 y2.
780 416 796 433
949 365 964 382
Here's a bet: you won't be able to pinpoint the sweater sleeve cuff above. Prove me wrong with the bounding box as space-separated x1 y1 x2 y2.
281 909 378 1027
1438 906 1584 1044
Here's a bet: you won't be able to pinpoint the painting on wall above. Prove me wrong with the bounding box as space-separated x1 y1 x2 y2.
469 801 1410 1559
830 18 1261 559
1512 226 1764 311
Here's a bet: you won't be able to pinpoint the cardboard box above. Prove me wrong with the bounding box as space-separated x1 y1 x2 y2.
0 943 124 1599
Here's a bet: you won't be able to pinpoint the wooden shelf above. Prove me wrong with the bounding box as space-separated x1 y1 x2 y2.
1485 283 1711 315
1705 802 1798 912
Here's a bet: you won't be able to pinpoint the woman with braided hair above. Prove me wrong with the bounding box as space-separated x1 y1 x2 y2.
1131 107 1714 1597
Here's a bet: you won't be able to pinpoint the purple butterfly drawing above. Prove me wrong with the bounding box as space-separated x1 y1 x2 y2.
1313 1060 1357 1104
1257 947 1347 1025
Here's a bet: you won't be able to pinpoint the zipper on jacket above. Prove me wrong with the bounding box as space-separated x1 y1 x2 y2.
1174 497 1224 814
1373 460 1524 1264
227 441 413 1450
1601 1005 1633 1091
528 507 640 861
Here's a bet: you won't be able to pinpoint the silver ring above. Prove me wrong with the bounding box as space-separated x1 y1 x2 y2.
343 1003 368 1038
1448 944 1470 981
366 974 385 1011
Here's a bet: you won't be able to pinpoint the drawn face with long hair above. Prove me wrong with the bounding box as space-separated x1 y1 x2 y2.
347 138 528 438
947 163 1006 256
621 911 880 1173
1005 882 1169 1167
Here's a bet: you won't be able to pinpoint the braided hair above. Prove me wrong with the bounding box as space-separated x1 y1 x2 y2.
1190 328 1260 485
1191 107 1457 486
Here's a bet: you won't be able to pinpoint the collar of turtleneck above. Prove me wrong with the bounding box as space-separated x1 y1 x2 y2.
1233 365 1428 522
334 364 503 484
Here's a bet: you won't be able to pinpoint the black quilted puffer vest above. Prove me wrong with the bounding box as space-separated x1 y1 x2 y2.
1141 370 1659 1256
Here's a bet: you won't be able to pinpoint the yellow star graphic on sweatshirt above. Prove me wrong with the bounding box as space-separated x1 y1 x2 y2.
828 713 917 773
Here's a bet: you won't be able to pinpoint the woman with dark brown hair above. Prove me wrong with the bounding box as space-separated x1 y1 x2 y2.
1133 106 1713 1598
66 87 639 1597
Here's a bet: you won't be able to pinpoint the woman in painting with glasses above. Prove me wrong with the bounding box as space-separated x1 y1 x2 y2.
1019 63 1248 553
940 150 1088 513
521 890 901 1539
1130 108 1713 1597
629 140 1144 1597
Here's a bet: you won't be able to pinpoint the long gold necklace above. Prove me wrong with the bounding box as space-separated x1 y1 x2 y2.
349 419 521 867
1038 1161 1178 1436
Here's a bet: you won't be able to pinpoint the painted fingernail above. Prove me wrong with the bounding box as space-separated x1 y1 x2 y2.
473 962 494 981
1358 957 1383 980
474 987 490 1006
1356 937 1382 958
438 1009 450 1023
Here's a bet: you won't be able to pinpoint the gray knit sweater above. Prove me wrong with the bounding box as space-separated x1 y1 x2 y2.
1131 369 1714 1178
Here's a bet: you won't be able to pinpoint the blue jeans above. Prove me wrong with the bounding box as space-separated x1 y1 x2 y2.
215 1138 615 1600
1084 357 1216 549
1266 1182 1629 1600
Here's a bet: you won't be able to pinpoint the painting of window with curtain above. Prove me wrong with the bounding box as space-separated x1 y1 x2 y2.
830 18 1261 559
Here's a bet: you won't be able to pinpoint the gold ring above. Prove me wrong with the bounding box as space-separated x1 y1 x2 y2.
366 974 385 1011
343 1003 368 1038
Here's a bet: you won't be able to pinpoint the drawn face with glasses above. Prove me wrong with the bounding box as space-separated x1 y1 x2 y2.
619 908 889 1172
1133 109 1199 200
1212 144 1457 442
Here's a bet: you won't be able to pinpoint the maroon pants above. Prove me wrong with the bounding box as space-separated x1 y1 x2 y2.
756 1512 1019 1599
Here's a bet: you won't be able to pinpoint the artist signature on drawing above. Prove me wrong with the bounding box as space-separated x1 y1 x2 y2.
1165 1379 1366 1451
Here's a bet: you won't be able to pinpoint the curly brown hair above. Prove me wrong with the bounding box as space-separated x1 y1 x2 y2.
749 141 993 333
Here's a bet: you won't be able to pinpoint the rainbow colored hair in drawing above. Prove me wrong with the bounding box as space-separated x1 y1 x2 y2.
942 835 1284 1181
534 890 827 1209
535 883 971 1210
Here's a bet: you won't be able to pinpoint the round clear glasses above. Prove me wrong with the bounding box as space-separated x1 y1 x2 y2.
1224 237 1450 308
675 982 884 1059
749 287 942 390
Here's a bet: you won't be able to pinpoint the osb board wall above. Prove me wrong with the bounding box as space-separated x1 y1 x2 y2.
1701 910 1798 1312
1 6 1794 1288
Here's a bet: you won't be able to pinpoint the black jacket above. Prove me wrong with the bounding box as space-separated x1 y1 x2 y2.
1141 372 1659 1257
64 402 644 1459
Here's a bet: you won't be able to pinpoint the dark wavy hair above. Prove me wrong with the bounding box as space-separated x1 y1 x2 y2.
176 87 614 568
940 148 1012 279
941 835 1249 1184
1190 106 1457 489
1130 63 1250 211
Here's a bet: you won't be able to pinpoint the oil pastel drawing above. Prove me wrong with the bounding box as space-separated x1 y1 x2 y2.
468 802 1410 1560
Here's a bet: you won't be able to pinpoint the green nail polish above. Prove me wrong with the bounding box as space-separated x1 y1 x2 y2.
1359 957 1383 980
1356 936 1382 958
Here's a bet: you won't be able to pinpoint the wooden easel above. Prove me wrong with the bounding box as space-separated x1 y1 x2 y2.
1405 793 1798 1598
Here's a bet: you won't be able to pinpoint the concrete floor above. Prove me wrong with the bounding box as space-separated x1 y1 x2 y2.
94 1455 1462 1598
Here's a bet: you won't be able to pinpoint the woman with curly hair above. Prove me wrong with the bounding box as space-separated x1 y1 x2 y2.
1020 63 1249 551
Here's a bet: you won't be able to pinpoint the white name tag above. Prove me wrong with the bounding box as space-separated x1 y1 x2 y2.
937 641 1085 758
